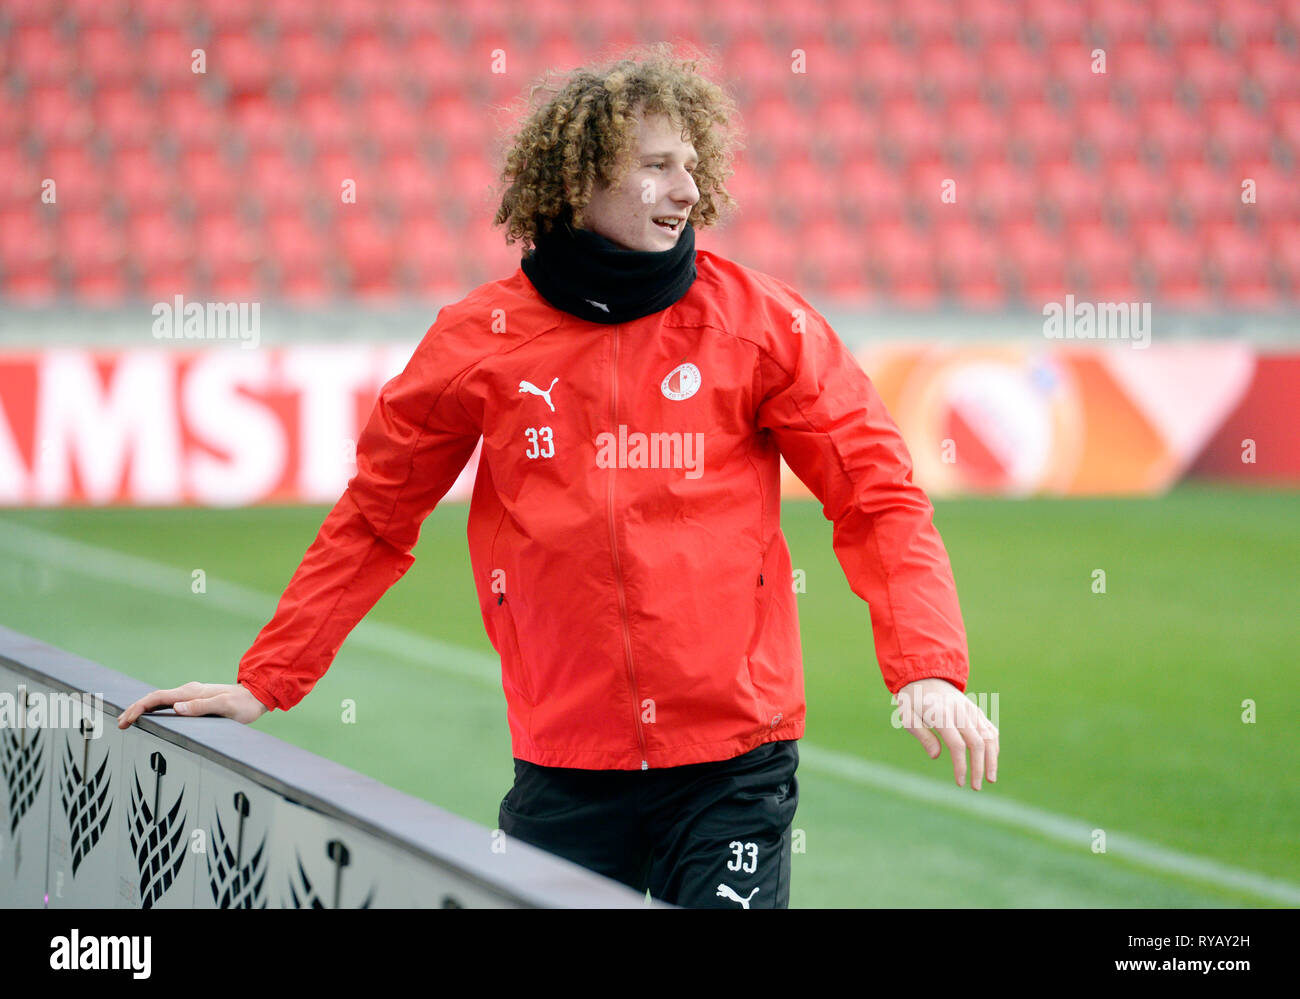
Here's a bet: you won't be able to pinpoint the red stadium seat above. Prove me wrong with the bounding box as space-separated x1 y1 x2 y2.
1217 0 1282 46
1076 97 1143 160
1046 40 1111 98
825 0 891 42
229 95 293 150
799 219 871 301
128 210 195 298
39 145 109 210
868 221 938 306
1232 161 1300 217
178 146 243 207
78 24 137 86
140 29 201 87
192 210 262 273
1266 220 1300 293
1139 99 1206 162
968 158 1036 223
0 149 41 209
277 30 341 93
327 0 388 34
857 40 919 101
1135 220 1210 305
93 87 160 149
1180 42 1245 102
57 208 126 280
771 156 838 225
27 85 94 145
381 152 441 213
111 146 176 209
1010 99 1076 164
946 98 1013 162
1170 160 1238 222
202 0 259 30
1067 220 1138 295
1026 0 1089 42
297 91 356 154
1279 99 1300 155
340 33 404 93
811 96 874 164
837 158 908 223
933 218 1003 305
263 0 321 33
1105 159 1170 223
426 94 493 158
1152 0 1216 42
209 30 275 93
356 90 421 156
1246 43 1300 100
879 97 946 165
1204 100 1275 162
1002 219 1069 302
959 0 1024 44
248 147 311 212
9 25 75 85
727 36 792 101
160 90 227 148
1109 41 1179 102
0 207 55 273
1088 0 1152 43
1206 220 1279 306
893 0 961 42
920 40 984 101
64 0 131 24
130 0 190 28
982 40 1050 101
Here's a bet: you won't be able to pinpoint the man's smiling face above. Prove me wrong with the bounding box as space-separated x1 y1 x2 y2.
581 109 700 252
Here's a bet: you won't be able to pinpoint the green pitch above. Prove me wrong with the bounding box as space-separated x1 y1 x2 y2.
1 484 1295 907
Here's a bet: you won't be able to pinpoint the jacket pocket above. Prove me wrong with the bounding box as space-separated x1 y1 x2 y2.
495 594 535 705
745 542 779 661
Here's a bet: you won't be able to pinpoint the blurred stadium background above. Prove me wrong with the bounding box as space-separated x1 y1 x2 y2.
1 0 1297 906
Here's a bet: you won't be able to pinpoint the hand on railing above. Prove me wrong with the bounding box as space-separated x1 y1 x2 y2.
116 681 268 729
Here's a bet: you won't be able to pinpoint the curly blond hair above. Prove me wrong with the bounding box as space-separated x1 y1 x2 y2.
493 42 742 249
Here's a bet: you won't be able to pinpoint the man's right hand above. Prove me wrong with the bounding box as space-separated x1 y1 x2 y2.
116 681 269 729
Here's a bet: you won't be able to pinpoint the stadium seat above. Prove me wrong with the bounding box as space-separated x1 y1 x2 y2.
39 145 109 209
1002 219 1069 302
1105 159 1170 224
959 0 1024 44
1181 41 1246 103
1088 0 1151 43
982 40 1050 101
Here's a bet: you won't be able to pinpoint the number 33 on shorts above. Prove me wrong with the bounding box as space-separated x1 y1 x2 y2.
727 840 758 874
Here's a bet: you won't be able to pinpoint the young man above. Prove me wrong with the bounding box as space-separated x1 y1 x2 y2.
119 48 998 908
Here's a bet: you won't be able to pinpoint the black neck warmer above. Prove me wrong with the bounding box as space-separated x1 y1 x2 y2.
521 217 697 324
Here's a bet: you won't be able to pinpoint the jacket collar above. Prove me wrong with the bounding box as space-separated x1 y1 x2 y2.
521 216 697 324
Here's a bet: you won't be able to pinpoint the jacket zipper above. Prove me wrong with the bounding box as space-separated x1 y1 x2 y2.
608 324 649 770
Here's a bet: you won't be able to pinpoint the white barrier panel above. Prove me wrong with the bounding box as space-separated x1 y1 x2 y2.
0 626 658 909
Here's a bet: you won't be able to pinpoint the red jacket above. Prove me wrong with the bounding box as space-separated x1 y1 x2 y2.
237 250 970 769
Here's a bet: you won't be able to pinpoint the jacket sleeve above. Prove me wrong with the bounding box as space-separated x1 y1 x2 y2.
236 320 482 711
754 286 970 695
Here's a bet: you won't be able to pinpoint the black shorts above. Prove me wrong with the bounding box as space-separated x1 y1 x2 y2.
498 739 799 908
